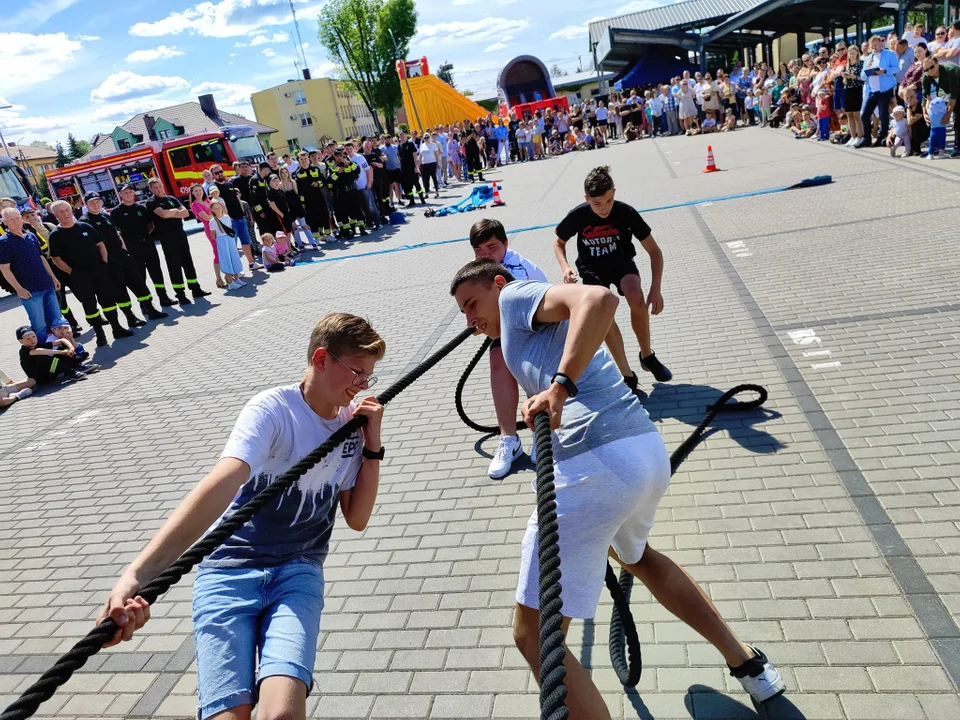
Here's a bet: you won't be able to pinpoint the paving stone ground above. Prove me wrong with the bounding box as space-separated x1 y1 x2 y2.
1 130 959 720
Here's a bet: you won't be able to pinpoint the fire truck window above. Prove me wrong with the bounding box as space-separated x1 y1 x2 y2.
192 141 229 164
169 148 192 168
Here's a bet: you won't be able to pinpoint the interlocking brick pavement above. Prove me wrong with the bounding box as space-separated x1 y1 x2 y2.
1 130 959 719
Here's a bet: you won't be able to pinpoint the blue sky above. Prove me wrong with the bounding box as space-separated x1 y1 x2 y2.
1 0 660 146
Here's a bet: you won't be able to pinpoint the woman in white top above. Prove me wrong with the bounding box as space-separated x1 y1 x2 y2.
419 133 441 198
700 74 722 112
446 135 461 183
595 100 609 143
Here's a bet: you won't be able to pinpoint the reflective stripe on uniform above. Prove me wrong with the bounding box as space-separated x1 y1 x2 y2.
136 294 152 302
117 301 132 308
85 311 101 319
171 283 185 289
50 357 59 374
153 283 166 289
102 305 117 312
186 278 199 284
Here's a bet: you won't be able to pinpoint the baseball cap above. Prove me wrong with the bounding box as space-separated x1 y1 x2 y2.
118 183 134 192
15 326 34 340
892 105 906 114
51 317 71 328
333 147 343 155
84 192 101 202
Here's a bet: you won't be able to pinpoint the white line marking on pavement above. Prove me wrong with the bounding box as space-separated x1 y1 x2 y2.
811 361 842 369
803 350 832 357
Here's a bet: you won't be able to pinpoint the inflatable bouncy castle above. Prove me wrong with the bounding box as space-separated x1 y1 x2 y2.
397 57 491 130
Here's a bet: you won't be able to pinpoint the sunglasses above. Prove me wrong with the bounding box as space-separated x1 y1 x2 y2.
330 353 377 389
936 31 946 35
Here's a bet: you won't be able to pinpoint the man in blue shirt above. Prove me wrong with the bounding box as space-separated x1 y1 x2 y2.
859 34 902 147
0 207 64 339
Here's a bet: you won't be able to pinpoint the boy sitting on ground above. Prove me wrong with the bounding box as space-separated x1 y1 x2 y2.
17 325 98 385
469 218 548 479
97 313 386 720
0 368 35 409
47 318 89 362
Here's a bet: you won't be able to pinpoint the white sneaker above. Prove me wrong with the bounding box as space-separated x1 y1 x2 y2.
226 281 242 290
250 261 264 270
488 435 522 479
852 137 865 148
15 387 33 400
731 646 785 703
235 279 247 287
845 137 857 146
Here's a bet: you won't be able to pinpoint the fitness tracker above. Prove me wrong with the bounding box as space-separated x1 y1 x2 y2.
550 373 578 398
362 445 385 460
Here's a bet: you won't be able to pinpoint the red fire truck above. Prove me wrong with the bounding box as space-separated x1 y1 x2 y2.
44 126 264 210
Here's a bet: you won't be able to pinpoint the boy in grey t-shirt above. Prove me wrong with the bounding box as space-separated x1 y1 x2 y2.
450 259 785 715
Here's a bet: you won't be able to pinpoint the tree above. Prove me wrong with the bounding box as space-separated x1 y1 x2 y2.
550 64 568 78
318 0 417 133
462 89 474 96
66 133 90 161
55 143 68 168
29 140 54 151
436 62 455 88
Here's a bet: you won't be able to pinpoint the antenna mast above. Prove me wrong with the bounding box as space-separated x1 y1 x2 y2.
289 0 309 74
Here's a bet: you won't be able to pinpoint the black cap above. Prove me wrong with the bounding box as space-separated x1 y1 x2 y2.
258 161 271 170
15 326 34 340
333 147 343 155
118 183 134 192
84 192 101 202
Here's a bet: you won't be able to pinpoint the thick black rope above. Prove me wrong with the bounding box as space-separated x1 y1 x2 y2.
533 412 568 720
0 326 476 720
607 383 768 688
455 354 768 695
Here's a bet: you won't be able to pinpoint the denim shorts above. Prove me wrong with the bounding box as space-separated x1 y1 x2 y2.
192 559 325 720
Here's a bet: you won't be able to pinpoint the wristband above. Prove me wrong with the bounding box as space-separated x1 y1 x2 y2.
551 373 578 399
362 445 385 461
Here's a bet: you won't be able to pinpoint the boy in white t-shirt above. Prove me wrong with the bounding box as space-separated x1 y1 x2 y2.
97 313 387 720
469 218 547 478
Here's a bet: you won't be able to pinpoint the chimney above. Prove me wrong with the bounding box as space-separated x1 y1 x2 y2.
302 68 311 80
143 114 158 141
199 94 219 119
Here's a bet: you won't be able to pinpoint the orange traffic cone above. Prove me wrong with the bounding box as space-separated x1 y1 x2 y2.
491 181 505 206
703 145 720 173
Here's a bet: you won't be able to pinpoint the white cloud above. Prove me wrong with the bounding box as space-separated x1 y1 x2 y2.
191 81 257 112
12 0 80 26
548 16 605 41
77 34 102 41
416 18 530 46
130 0 325 39
484 36 513 52
0 32 86 96
261 48 277 57
125 45 185 62
614 0 660 13
452 0 517 5
250 34 271 45
271 31 289 42
90 71 191 103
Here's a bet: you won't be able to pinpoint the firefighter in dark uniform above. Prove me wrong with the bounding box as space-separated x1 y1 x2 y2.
398 132 426 206
144 178 210 305
48 200 134 347
82 192 168 326
248 162 273 237
109 185 176 307
317 147 340 236
464 128 485 183
331 147 367 239
295 156 330 239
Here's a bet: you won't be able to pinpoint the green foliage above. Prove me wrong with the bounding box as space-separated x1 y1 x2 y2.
65 133 90 161
35 174 49 200
398 123 409 133
55 144 68 168
436 62 455 88
549 64 568 77
318 0 418 132
29 140 54 150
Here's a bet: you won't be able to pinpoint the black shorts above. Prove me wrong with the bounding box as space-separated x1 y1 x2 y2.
588 117 598 128
387 168 403 184
577 260 640 296
598 119 608 127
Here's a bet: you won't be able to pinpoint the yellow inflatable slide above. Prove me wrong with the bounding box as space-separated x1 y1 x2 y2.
397 57 491 130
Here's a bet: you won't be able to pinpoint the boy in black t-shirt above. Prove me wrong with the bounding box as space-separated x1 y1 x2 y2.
16 326 95 385
554 166 671 388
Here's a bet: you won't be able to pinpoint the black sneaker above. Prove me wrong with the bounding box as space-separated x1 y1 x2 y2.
640 352 672 382
80 363 101 374
65 370 87 381
623 372 639 390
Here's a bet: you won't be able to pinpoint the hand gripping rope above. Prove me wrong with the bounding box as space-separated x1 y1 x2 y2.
455 337 768 717
1 326 478 720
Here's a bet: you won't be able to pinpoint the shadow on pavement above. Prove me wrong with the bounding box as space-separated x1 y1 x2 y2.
641 382 785 455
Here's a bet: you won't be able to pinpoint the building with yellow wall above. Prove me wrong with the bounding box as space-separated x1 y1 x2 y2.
251 76 378 154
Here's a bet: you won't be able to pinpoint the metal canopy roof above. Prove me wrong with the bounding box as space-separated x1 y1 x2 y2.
589 0 763 43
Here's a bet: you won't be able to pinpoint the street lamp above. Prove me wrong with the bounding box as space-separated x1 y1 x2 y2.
0 103 13 158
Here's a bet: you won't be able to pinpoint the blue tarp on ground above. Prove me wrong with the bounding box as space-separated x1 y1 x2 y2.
615 53 698 91
434 185 496 217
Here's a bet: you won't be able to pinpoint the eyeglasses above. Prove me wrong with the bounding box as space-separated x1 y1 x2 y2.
330 353 378 389
936 31 946 35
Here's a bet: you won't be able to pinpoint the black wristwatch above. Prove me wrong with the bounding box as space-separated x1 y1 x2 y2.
550 373 578 398
362 445 385 461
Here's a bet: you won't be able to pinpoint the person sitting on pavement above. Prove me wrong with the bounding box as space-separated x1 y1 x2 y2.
0 369 35 409
17 326 97 385
47 317 90 362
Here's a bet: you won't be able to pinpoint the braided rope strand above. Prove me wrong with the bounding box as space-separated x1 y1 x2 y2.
1 326 476 720
533 412 568 720
454 337 525 434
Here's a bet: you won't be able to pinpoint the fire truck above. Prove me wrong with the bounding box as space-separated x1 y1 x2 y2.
44 125 264 210
0 155 36 211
